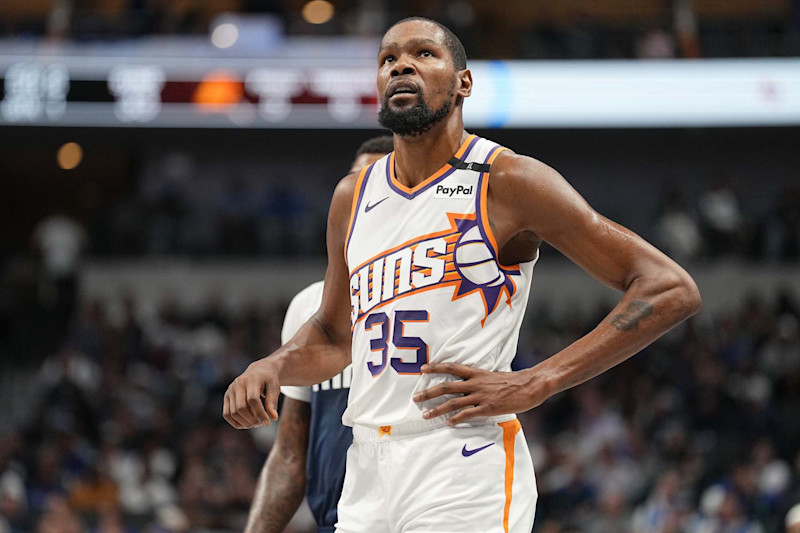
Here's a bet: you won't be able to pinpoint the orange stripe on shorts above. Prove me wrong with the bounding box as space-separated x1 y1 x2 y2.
499 419 521 533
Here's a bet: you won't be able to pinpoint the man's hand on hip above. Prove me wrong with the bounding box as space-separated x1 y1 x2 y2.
413 363 550 425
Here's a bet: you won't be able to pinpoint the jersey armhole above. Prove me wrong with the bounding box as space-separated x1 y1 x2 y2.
476 147 518 270
343 163 376 268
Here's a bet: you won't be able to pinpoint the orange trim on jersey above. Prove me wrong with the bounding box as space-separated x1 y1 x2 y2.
344 164 372 266
388 134 477 194
499 419 521 533
478 148 520 271
349 212 476 275
353 279 462 326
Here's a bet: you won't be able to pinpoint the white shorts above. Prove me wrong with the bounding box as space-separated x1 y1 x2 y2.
335 419 537 533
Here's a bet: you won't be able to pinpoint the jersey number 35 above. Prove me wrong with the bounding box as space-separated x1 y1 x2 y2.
364 310 428 377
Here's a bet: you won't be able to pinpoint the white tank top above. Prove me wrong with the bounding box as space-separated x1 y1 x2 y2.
343 134 537 433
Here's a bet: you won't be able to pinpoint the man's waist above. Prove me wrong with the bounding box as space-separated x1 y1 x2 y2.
351 413 516 442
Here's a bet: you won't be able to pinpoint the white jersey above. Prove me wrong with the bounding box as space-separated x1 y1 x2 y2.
280 281 353 403
343 134 537 433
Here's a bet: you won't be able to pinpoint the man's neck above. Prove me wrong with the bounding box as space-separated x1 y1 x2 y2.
392 116 468 188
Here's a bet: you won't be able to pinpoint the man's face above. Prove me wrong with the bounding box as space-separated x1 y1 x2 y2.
350 152 387 173
377 20 458 136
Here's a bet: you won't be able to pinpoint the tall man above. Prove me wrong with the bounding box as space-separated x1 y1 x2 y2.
225 17 701 532
245 136 393 533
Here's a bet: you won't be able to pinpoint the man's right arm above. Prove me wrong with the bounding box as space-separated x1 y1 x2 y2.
223 172 359 429
244 396 311 533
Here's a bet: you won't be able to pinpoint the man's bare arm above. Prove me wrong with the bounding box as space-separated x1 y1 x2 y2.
224 173 358 429
245 397 310 533
499 153 701 393
416 152 701 423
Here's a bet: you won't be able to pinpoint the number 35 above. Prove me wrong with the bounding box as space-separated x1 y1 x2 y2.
364 310 429 377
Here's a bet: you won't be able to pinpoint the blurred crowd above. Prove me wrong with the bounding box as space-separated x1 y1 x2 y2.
91 152 319 258
654 182 800 263
1 280 799 532
81 173 800 262
0 295 286 532
1 0 798 60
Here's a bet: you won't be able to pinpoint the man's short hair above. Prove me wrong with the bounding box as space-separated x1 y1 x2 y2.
355 135 394 157
387 17 467 71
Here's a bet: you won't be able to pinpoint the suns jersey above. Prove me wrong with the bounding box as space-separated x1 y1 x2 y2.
342 134 537 433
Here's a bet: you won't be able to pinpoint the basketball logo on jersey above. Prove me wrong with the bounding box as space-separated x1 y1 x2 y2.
349 212 519 327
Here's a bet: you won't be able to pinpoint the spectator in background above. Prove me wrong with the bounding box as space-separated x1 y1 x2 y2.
220 177 258 256
35 495 83 533
32 212 87 347
698 181 745 258
656 187 702 262
68 463 118 518
761 185 800 261
142 152 192 255
258 183 306 256
631 470 690 533
0 432 27 532
636 27 676 59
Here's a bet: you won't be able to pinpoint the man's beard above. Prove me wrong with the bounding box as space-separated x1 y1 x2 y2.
378 89 452 137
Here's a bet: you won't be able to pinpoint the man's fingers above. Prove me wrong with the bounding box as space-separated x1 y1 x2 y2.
231 383 259 428
223 390 240 428
413 380 469 402
446 406 486 426
264 379 280 421
421 396 475 420
421 362 477 379
246 388 270 426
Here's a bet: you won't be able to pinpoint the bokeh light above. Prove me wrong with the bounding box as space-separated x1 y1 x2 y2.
302 0 335 25
56 142 82 170
211 23 239 49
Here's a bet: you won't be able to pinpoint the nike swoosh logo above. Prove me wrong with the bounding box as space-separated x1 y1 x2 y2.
461 443 495 457
365 197 389 213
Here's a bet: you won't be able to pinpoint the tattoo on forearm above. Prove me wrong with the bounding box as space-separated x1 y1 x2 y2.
610 300 653 331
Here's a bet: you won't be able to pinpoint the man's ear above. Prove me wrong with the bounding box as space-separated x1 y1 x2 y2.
457 69 473 99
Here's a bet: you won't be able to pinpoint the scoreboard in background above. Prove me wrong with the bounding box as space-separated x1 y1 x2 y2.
0 56 380 128
2 55 800 129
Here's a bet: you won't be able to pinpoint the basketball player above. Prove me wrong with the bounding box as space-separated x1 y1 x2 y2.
225 17 701 532
244 136 393 533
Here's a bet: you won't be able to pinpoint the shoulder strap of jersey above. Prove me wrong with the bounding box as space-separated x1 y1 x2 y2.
447 157 491 173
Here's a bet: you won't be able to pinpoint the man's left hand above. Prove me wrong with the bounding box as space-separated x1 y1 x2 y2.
413 363 550 425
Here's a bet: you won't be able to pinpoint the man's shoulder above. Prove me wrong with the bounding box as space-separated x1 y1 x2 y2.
488 150 554 186
484 150 571 233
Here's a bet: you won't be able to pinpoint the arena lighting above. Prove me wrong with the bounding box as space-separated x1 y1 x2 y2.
193 71 244 110
56 142 82 170
211 22 239 49
302 0 335 24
